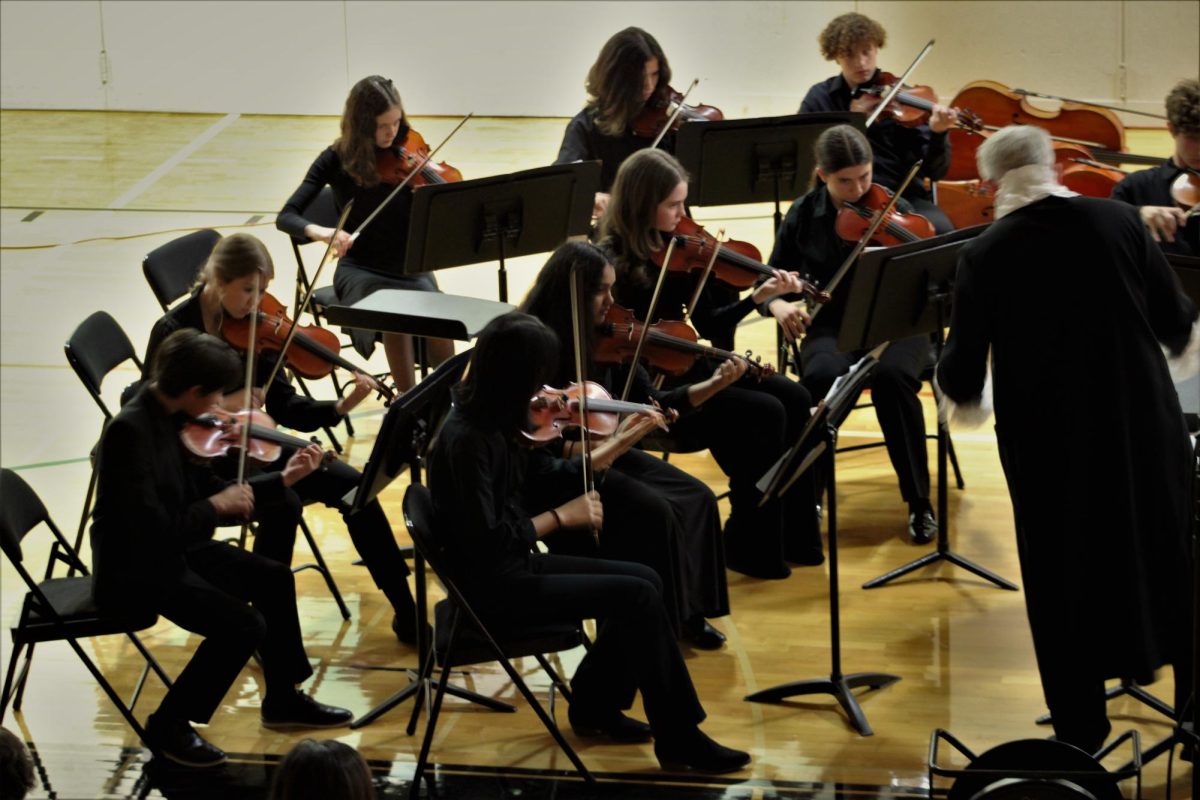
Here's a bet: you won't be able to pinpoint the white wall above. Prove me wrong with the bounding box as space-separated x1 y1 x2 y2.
2 1 1197 124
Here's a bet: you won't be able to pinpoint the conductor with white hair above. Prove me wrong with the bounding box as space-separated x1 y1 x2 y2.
937 124 1199 753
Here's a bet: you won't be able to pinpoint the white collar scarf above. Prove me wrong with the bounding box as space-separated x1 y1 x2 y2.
994 163 1078 219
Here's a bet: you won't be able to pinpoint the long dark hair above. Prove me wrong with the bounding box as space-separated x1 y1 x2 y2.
598 148 688 286
585 27 671 136
519 241 610 386
333 75 410 188
812 124 872 188
268 739 374 800
457 312 559 435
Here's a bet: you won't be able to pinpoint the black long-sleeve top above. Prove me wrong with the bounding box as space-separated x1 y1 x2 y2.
554 108 675 193
276 145 413 274
90 385 285 599
768 183 915 334
800 70 950 201
1110 159 1199 257
140 290 343 433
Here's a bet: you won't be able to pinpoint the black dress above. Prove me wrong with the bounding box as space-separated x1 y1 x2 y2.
937 195 1196 751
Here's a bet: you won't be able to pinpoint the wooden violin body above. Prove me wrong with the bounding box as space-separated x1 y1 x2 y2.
376 128 463 187
836 183 936 246
631 86 723 139
181 407 328 465
524 381 663 443
850 71 982 133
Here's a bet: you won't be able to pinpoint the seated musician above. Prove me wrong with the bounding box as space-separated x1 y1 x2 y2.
137 233 425 645
428 311 751 773
800 12 956 233
91 329 352 767
767 124 937 545
1110 77 1200 256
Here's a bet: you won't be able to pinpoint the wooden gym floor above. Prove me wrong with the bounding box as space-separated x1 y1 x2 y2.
0 111 1190 798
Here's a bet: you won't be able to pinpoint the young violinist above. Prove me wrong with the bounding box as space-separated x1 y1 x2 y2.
1110 78 1200 256
599 148 823 579
276 75 454 392
520 240 742 649
767 124 936 544
800 12 956 234
428 311 751 773
138 233 426 645
554 27 674 218
92 329 352 767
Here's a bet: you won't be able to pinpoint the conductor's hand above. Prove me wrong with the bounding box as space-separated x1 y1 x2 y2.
281 443 325 487
1140 205 1187 244
769 298 811 343
209 483 254 519
557 491 603 531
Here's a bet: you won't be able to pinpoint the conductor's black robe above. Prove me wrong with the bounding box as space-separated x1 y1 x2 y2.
937 194 1197 750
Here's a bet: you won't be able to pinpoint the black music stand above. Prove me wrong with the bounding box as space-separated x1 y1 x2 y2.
402 161 600 302
832 226 1019 591
747 346 901 736
674 112 862 367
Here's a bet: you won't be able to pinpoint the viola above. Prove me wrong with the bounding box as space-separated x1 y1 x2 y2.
523 381 667 444
221 292 394 402
181 407 332 465
594 303 774 379
1173 167 1200 211
655 216 832 301
850 71 983 133
835 183 937 246
376 127 463 188
631 86 723 139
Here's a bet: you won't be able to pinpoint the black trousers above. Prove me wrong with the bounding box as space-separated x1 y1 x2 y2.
468 554 705 739
801 332 932 503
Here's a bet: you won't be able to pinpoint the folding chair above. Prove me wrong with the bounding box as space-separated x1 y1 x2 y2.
401 484 593 797
64 312 350 621
0 468 172 756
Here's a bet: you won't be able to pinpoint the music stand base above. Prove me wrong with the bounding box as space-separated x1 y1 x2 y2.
863 548 1019 590
350 670 515 730
1036 680 1177 726
746 672 901 736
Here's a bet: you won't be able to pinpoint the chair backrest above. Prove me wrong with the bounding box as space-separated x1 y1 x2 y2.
142 229 221 311
64 311 142 420
290 187 340 246
0 468 49 565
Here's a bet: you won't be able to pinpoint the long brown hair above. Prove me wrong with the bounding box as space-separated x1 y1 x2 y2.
333 75 409 188
585 27 671 137
598 148 688 285
812 124 872 189
197 233 274 288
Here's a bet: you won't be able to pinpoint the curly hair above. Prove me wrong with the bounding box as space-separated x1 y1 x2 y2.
333 75 410 188
817 13 886 60
1166 78 1200 135
585 27 671 137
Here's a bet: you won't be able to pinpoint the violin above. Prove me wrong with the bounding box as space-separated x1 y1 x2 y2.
850 72 982 133
631 86 723 139
221 291 394 402
181 407 333 465
523 381 668 443
594 303 774 379
654 216 832 301
376 127 463 188
1173 167 1200 211
836 183 937 246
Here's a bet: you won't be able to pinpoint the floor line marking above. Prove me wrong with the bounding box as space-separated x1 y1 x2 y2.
108 113 241 209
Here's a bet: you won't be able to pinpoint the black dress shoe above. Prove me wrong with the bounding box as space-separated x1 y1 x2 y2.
567 706 653 743
145 713 226 768
682 617 726 650
261 691 353 731
392 612 433 647
654 727 751 773
907 504 937 545
784 546 825 566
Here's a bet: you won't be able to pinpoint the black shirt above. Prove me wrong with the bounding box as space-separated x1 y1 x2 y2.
1110 159 1199 257
768 183 915 334
800 70 950 201
554 108 675 193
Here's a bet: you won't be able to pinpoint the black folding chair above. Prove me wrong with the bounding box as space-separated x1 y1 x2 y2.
64 312 350 621
400 484 593 797
0 468 172 756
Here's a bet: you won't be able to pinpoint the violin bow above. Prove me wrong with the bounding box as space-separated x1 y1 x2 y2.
865 39 934 128
808 160 924 325
235 269 263 548
620 235 683 402
649 78 699 150
568 267 600 543
349 112 474 243
650 227 726 391
261 199 355 394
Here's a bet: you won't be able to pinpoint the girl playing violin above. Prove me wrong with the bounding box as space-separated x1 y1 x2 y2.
600 148 823 579
428 311 751 773
768 124 936 545
800 12 956 234
520 240 743 649
138 233 426 645
277 75 455 392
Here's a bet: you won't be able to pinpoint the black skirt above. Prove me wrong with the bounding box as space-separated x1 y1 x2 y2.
333 259 440 358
